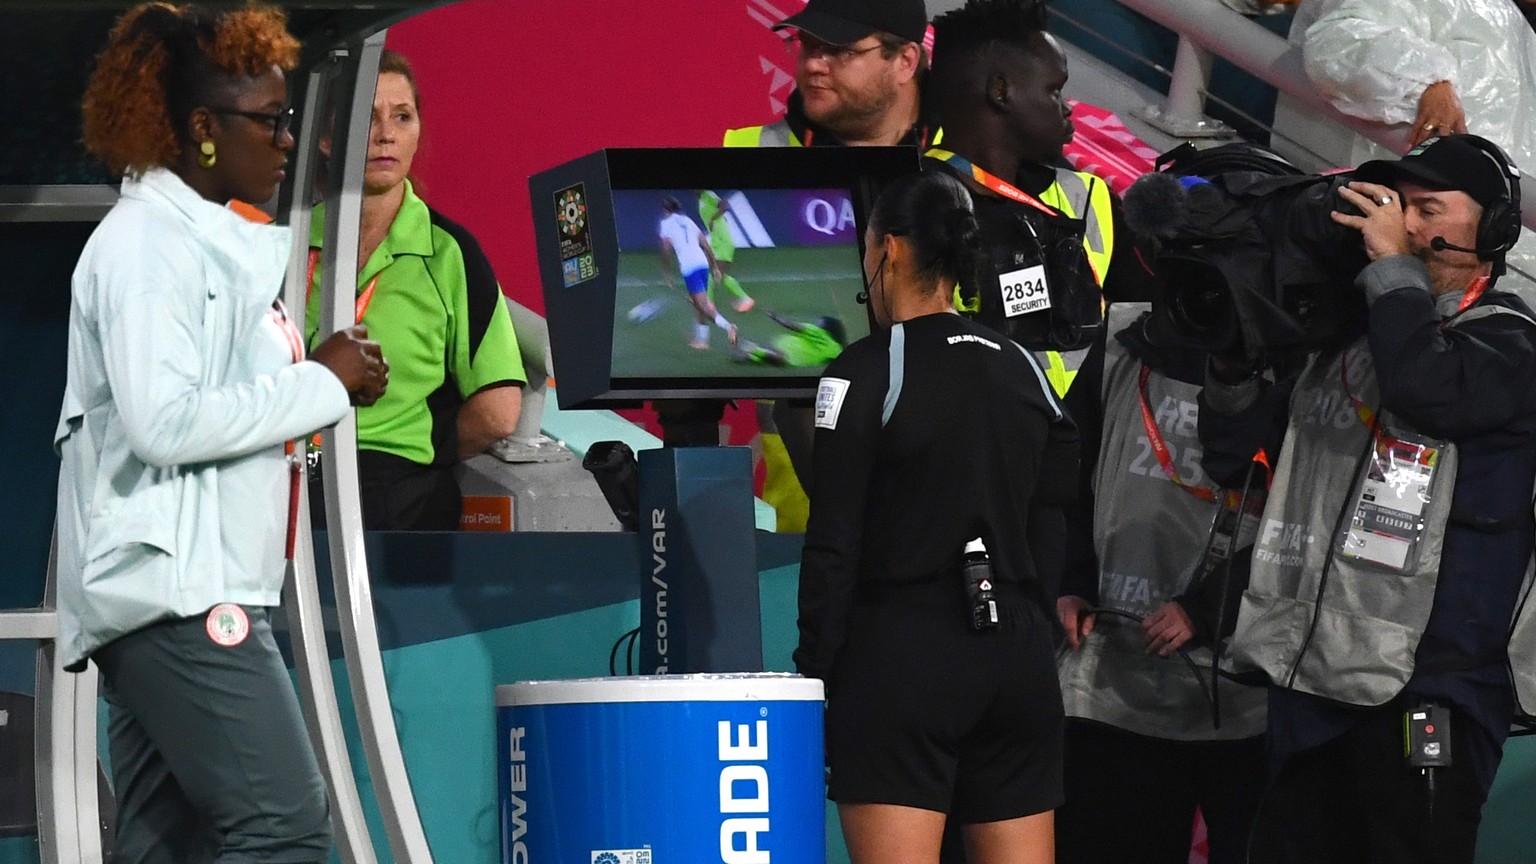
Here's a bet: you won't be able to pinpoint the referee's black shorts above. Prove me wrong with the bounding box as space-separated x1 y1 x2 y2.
825 578 1064 823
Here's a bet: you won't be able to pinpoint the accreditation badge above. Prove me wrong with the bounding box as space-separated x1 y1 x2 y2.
1338 432 1442 571
205 603 251 648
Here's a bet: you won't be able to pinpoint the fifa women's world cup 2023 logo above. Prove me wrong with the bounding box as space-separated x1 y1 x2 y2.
555 183 597 287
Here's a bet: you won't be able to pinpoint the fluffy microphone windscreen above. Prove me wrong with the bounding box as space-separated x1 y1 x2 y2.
1123 171 1192 242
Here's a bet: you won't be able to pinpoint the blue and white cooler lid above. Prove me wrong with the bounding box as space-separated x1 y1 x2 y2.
496 673 824 707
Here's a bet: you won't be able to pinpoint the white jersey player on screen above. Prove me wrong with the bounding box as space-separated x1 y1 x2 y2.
658 196 737 350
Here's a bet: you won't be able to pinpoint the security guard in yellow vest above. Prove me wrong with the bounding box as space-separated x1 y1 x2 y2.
926 0 1153 401
924 0 1158 615
723 0 935 532
930 147 1117 399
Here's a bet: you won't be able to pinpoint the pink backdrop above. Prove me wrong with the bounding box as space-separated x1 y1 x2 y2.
389 0 802 317
388 0 1160 494
390 0 805 455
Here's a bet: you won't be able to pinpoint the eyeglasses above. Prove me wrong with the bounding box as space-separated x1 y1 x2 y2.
209 105 295 147
789 35 888 66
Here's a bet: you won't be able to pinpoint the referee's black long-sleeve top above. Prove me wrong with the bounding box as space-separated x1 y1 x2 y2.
794 311 1078 680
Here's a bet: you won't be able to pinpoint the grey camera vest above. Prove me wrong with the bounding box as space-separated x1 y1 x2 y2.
1058 304 1267 740
1504 563 1536 718
1224 302 1536 716
1225 332 1468 706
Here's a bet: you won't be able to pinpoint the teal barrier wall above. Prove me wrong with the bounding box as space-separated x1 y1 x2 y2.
5 537 1536 863
0 209 1532 858
306 546 833 864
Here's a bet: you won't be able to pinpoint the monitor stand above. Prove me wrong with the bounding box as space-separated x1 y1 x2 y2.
636 444 764 674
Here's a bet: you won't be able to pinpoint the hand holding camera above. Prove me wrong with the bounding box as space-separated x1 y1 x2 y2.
1331 182 1412 262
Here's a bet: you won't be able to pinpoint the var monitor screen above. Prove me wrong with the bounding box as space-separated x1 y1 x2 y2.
532 147 918 408
612 187 864 381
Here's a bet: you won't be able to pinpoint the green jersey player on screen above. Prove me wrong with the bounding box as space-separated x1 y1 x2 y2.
733 311 848 367
698 189 756 312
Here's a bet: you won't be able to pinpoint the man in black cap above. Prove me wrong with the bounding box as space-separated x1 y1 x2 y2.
723 0 935 535
1199 133 1536 863
1344 134 1524 294
724 0 933 149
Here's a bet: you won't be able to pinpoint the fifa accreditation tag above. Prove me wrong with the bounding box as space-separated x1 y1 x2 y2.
205 603 250 648
1340 436 1439 571
998 263 1050 317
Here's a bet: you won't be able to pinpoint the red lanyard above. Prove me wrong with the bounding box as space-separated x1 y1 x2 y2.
1136 364 1272 503
269 300 306 560
306 249 380 324
1339 349 1381 434
1136 364 1220 503
923 148 1059 216
1456 275 1491 315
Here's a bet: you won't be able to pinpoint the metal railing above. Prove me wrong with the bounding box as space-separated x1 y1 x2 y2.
1113 0 1536 228
9 535 106 864
310 29 437 864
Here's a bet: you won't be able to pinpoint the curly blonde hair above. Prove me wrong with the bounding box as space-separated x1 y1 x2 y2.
81 3 300 177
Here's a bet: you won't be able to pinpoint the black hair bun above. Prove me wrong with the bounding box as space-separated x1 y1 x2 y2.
941 205 982 254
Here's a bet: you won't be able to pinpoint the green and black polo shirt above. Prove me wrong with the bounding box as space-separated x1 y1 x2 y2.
306 181 525 466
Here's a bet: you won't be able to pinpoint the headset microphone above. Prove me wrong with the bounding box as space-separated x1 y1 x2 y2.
1396 135 1521 273
855 290 869 305
1429 236 1484 254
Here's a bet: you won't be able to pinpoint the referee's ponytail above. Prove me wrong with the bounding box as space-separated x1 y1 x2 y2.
868 171 982 295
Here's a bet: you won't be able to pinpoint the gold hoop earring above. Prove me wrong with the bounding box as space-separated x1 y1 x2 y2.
198 140 217 169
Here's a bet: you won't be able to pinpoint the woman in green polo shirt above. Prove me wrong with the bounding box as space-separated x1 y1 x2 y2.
309 50 526 530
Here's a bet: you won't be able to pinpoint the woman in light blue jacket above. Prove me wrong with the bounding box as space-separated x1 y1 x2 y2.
56 4 387 860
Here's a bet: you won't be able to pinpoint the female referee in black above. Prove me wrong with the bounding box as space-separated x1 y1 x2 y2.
796 169 1073 864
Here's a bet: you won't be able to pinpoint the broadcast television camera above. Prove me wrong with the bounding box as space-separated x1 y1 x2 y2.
1125 143 1371 365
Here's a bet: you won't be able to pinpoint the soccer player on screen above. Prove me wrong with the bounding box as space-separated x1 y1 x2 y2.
659 197 739 350
733 312 848 367
697 189 756 312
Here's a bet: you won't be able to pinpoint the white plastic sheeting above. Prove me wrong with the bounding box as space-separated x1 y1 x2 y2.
1274 0 1536 293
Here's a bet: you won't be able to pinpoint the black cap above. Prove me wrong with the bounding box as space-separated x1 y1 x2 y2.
774 0 928 46
1354 135 1513 210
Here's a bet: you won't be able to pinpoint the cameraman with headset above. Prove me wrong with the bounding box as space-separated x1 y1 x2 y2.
1199 134 1536 863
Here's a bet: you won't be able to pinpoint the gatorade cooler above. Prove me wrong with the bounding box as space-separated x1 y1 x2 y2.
496 674 825 864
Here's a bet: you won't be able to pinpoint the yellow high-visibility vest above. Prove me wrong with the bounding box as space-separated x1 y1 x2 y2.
950 167 1115 399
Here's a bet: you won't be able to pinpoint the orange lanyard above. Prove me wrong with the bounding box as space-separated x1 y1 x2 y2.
306 249 380 324
1338 351 1436 467
924 148 1059 216
1136 364 1272 504
269 300 306 560
1339 350 1380 434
